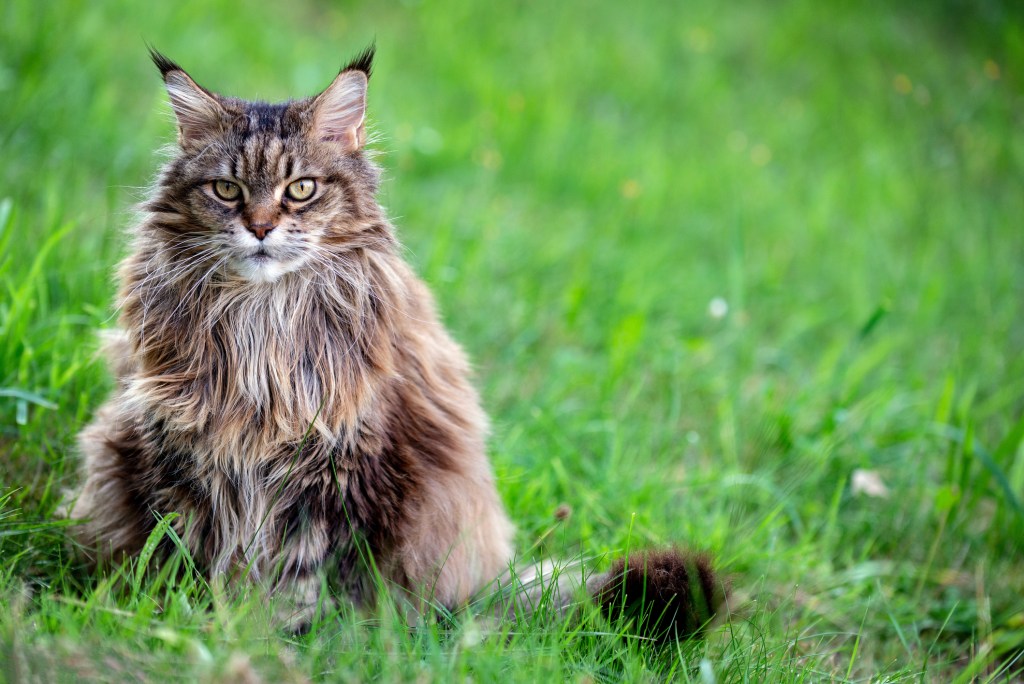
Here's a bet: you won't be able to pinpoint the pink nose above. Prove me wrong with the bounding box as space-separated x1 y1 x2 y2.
246 223 277 240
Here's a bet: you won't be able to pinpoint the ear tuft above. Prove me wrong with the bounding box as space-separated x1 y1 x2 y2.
341 43 375 80
147 46 182 79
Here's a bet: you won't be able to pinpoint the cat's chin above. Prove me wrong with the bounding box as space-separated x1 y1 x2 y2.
230 254 299 283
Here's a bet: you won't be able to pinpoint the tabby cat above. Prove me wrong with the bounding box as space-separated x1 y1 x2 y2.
68 47 724 638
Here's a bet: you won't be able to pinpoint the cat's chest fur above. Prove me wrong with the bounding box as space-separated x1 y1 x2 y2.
124 268 395 470
117 274 390 576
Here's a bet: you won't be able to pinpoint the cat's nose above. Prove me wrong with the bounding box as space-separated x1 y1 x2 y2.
246 222 277 241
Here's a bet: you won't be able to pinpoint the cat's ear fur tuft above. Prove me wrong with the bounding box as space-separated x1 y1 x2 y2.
311 44 375 153
149 47 229 150
341 44 375 80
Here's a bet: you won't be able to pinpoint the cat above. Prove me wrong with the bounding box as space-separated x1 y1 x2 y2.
67 46 725 639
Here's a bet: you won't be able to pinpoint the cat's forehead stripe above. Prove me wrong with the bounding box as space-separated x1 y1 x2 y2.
238 147 249 181
262 138 284 178
242 102 289 137
224 135 290 193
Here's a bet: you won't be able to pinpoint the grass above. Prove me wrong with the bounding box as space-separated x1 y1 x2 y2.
2 0 1023 680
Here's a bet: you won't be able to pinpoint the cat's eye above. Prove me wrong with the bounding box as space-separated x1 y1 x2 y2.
212 180 241 201
285 178 316 201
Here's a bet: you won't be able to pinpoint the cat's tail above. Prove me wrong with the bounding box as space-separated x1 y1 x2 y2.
490 547 728 642
589 548 727 642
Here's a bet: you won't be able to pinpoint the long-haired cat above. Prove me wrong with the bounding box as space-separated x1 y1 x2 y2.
68 46 725 639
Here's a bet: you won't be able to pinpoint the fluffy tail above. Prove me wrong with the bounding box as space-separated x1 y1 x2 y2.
590 548 726 642
490 547 727 642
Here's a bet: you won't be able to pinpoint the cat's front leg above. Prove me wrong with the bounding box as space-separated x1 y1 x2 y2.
273 573 332 634
265 492 346 633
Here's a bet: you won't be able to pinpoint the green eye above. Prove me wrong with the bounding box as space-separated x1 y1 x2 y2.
286 178 316 201
212 180 241 201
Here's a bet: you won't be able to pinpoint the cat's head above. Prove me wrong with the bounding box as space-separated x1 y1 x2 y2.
145 47 383 284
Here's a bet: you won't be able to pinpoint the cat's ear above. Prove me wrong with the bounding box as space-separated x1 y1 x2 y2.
149 48 229 150
310 46 375 153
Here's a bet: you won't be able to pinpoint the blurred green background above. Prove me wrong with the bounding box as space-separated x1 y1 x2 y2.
2 0 1023 680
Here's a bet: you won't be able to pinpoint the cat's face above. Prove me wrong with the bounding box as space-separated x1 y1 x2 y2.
148 49 379 284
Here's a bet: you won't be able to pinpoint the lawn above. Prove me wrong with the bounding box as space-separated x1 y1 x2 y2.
2 0 1023 680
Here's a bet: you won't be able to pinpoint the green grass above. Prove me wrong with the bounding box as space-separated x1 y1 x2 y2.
2 0 1023 680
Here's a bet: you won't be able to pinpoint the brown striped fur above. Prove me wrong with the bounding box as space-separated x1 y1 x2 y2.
68 48 725 635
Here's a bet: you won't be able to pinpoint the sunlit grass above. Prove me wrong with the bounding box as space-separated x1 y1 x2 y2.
2 0 1022 680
